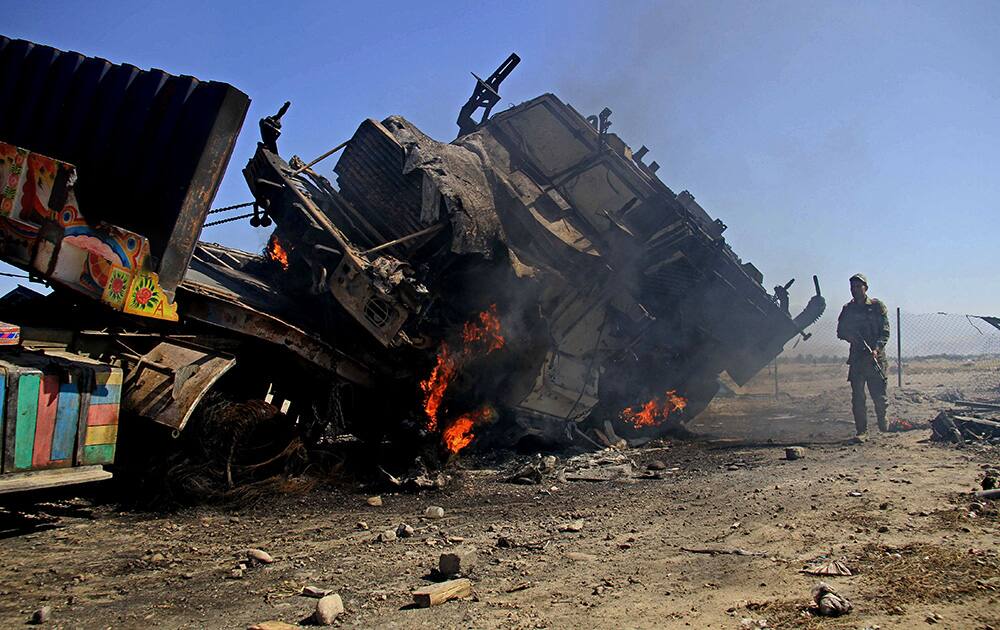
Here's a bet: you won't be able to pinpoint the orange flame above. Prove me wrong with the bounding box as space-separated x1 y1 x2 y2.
462 304 505 352
419 305 506 435
266 235 289 270
443 415 475 453
620 389 687 428
443 406 494 454
420 344 456 432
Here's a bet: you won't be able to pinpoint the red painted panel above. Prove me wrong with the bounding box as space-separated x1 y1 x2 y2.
31 374 59 467
87 403 119 426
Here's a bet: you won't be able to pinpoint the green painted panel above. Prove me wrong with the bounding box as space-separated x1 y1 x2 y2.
82 443 115 465
14 374 40 470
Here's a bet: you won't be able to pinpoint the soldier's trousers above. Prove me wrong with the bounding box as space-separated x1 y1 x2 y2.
849 368 887 434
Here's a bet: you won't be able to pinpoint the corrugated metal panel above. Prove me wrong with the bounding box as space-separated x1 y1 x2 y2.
0 37 250 297
334 119 424 244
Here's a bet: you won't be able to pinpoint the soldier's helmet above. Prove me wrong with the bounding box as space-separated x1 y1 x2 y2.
849 273 868 288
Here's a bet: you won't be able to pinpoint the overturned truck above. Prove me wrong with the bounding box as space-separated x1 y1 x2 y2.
0 40 823 492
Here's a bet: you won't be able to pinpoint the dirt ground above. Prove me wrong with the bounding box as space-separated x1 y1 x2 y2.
1 360 998 629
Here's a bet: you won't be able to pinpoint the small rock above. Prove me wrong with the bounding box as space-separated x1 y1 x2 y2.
558 519 585 533
150 552 166 563
30 606 51 625
248 621 300 630
313 593 344 625
366 496 383 507
848 491 863 497
785 447 805 461
376 529 397 543
396 523 415 538
925 612 941 624
541 455 558 471
356 521 369 530
425 506 445 519
439 546 477 577
878 525 890 533
301 585 330 598
247 548 274 565
647 460 667 471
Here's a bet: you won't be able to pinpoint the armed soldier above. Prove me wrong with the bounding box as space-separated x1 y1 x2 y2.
836 273 890 441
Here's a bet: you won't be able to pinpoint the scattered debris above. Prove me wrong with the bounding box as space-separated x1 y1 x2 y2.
931 411 1000 445
802 559 853 576
379 461 450 492
313 593 344 625
412 578 473 607
812 581 852 617
680 547 766 557
561 449 635 482
974 488 1000 501
506 581 533 593
785 447 805 461
506 455 559 485
983 470 998 491
439 546 477 577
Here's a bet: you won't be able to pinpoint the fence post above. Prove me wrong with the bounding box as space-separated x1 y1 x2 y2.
896 307 902 388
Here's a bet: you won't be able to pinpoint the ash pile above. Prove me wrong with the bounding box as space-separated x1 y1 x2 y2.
196 54 826 470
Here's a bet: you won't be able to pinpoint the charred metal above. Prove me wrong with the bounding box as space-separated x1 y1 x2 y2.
0 39 825 493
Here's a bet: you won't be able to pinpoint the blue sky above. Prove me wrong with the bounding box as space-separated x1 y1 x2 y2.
5 1 998 322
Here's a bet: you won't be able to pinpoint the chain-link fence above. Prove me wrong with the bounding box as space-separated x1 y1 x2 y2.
777 310 1000 401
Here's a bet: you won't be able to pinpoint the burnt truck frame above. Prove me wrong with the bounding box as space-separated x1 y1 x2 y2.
0 38 823 492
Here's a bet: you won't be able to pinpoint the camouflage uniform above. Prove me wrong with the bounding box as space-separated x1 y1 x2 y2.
836 286 890 434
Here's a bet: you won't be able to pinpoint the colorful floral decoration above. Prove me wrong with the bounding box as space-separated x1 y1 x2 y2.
0 141 178 322
101 266 132 309
122 272 177 321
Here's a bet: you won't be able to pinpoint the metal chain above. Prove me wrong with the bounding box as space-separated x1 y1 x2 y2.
203 212 256 227
207 201 254 215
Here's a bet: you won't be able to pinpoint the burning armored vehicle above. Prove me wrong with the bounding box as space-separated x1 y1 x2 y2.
0 39 823 492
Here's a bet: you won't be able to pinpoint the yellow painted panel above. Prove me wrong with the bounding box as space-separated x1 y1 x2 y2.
84 424 118 446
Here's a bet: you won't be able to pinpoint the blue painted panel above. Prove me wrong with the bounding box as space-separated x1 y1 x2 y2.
51 382 80 462
90 383 121 405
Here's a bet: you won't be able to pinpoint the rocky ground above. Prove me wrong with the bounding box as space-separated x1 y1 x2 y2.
0 361 997 629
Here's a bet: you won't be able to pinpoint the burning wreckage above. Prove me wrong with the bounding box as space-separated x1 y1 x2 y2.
0 40 824 492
